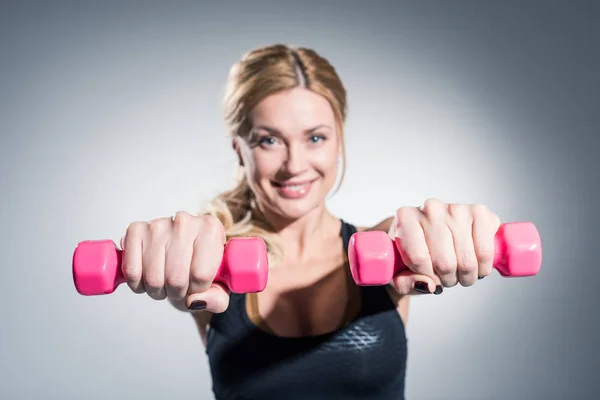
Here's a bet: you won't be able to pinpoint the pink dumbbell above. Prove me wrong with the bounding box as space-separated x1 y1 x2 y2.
72 237 269 295
348 221 542 285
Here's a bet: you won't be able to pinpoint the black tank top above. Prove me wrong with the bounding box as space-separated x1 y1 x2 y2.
205 220 408 399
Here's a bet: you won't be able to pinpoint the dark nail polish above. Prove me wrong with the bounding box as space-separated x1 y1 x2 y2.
478 276 485 280
414 281 432 294
188 300 207 310
433 285 443 295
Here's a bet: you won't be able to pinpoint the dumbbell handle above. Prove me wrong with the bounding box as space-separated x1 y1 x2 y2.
348 222 542 285
72 237 269 296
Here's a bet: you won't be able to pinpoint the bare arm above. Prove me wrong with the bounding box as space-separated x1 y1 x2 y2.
191 311 214 346
168 298 214 346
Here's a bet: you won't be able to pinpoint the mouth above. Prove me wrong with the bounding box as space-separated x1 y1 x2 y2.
271 179 316 199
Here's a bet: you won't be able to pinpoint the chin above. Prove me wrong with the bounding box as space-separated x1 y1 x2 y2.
275 201 320 221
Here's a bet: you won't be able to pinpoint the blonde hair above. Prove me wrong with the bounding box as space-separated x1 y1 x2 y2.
201 44 348 266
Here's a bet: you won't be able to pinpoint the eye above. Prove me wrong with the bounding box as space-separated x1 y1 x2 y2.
258 136 277 146
309 135 327 143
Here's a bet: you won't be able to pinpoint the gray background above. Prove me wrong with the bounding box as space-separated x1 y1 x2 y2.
2 0 599 399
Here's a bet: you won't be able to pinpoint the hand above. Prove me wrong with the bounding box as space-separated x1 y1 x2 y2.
120 211 230 312
389 198 501 295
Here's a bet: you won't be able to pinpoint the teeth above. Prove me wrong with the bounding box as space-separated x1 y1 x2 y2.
284 184 303 191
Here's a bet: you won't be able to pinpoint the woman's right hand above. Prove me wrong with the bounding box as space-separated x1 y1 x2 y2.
119 211 230 313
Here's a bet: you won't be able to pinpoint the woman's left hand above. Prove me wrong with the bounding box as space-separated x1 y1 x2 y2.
389 198 501 295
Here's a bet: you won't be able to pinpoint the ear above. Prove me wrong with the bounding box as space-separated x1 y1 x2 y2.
232 137 243 166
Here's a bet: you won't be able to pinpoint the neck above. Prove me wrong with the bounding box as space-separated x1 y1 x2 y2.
259 203 339 261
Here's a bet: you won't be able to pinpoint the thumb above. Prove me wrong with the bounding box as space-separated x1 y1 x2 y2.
185 282 231 313
390 270 443 295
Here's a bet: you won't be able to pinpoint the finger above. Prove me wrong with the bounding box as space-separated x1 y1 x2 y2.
448 204 478 287
188 215 226 295
394 207 434 278
472 205 500 280
420 213 458 288
121 222 146 294
391 269 443 296
164 212 196 301
186 282 231 313
143 218 170 300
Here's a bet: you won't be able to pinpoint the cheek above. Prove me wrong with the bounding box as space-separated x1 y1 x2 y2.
313 146 339 176
250 153 281 182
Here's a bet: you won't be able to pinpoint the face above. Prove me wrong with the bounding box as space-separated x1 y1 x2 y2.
235 87 340 221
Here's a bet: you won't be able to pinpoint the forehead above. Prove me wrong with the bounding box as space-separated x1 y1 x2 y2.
250 88 335 133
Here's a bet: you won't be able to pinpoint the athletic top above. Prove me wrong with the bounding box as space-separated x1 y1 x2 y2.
205 220 408 400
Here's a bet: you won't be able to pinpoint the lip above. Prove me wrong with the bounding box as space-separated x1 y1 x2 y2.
271 179 317 187
271 179 317 200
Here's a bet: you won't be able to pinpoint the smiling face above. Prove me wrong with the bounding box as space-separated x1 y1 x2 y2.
235 87 340 221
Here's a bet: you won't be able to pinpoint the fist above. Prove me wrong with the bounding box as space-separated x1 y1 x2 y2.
391 198 501 294
120 211 230 312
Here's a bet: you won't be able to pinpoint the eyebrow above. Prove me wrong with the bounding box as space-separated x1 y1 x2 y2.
252 124 332 135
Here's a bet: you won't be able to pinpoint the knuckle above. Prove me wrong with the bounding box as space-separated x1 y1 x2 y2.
148 218 170 236
476 244 494 263
165 274 188 291
407 251 431 268
172 211 193 230
470 203 491 218
122 264 141 280
201 214 225 240
440 277 458 288
448 203 469 219
433 257 455 274
130 281 146 292
189 267 213 285
395 206 414 220
421 198 446 214
394 207 417 229
457 253 478 273
149 291 166 300
461 279 476 287
122 262 142 283
143 273 163 291
125 221 147 239
201 213 219 227
478 270 491 279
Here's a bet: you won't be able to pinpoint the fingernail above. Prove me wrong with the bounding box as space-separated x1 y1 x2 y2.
433 285 443 295
188 300 207 310
414 281 432 294
478 276 485 280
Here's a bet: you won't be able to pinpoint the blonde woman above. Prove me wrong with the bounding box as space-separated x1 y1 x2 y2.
120 44 501 399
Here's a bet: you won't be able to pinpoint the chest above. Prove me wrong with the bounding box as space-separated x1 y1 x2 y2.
208 300 408 400
247 254 361 337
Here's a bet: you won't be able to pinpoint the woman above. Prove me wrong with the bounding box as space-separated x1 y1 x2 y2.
120 44 501 399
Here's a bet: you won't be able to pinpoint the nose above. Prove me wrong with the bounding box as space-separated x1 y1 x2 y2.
283 144 308 175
